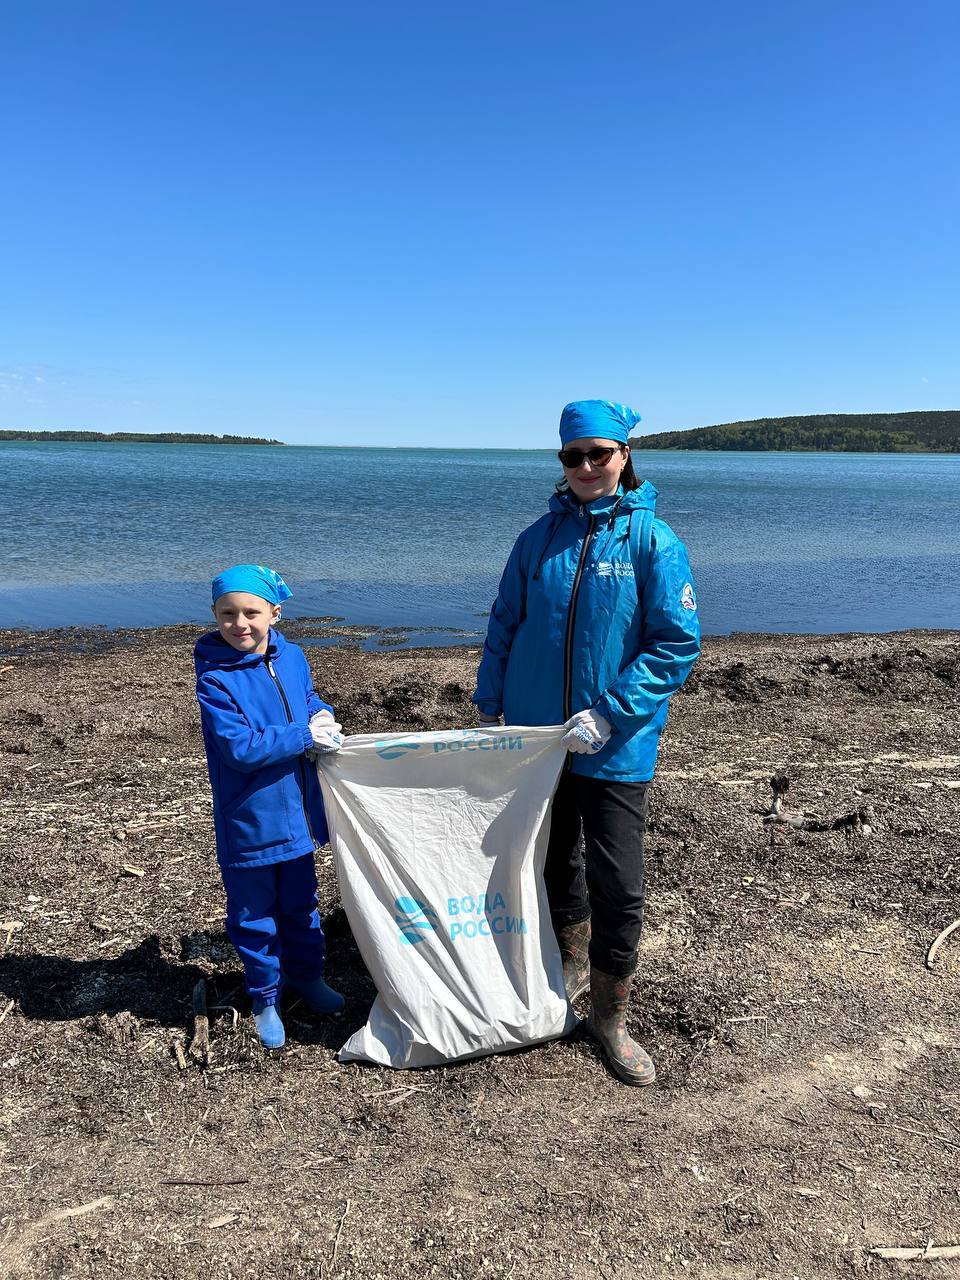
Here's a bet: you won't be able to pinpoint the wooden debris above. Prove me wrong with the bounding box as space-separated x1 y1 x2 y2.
325 1199 352 1277
40 1195 115 1225
363 1085 431 1099
173 1041 188 1071
925 917 960 971
161 1178 250 1187
761 775 817 831
121 864 145 878
206 1213 239 1229
870 1243 960 1261
188 979 210 1067
884 1124 960 1151
0 999 15 1026
210 1003 240 1030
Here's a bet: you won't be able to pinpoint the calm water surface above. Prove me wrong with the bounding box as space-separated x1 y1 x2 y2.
1 442 957 636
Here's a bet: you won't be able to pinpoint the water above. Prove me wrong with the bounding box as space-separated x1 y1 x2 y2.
1 441 957 636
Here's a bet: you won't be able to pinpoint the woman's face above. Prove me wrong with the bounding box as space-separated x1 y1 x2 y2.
559 436 628 503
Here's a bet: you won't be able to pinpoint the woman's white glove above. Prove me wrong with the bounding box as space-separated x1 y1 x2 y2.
309 709 344 753
561 709 612 754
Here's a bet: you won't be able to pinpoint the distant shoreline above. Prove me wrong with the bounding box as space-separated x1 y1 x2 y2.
0 430 284 445
631 409 959 453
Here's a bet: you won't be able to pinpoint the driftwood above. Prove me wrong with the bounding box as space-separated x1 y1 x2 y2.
870 1243 960 1261
926 917 960 970
188 979 210 1067
161 1177 250 1187
762 776 876 838
38 1196 115 1226
761 775 818 831
324 1199 352 1278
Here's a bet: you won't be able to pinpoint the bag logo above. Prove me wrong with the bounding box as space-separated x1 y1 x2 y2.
375 738 423 760
393 893 528 946
394 896 439 945
681 582 697 611
376 732 525 761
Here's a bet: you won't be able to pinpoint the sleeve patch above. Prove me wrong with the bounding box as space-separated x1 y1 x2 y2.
681 582 697 611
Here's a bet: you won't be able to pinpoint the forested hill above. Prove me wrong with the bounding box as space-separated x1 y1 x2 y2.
0 430 283 445
630 411 960 453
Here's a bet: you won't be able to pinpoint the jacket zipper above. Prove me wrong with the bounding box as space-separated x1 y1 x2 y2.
563 510 596 720
266 657 318 849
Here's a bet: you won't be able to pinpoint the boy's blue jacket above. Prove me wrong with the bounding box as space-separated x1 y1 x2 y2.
474 483 700 782
194 628 331 868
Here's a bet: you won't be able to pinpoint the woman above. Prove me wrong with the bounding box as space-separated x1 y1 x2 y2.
473 399 700 1086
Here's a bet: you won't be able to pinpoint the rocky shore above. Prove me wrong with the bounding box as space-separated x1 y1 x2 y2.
1 622 958 1279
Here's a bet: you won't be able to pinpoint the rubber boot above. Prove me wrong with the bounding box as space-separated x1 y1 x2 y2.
288 976 345 1015
588 967 656 1086
252 1001 286 1049
554 917 591 1003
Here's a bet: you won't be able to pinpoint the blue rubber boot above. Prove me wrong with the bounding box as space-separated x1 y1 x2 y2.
252 1001 286 1049
289 976 345 1015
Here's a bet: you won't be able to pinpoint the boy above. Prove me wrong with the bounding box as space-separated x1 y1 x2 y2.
194 564 344 1048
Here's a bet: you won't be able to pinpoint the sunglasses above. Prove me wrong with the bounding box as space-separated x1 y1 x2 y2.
557 445 622 469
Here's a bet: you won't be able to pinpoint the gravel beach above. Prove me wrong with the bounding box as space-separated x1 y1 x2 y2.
1 622 958 1279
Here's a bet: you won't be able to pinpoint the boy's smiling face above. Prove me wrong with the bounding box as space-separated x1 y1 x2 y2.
212 591 281 655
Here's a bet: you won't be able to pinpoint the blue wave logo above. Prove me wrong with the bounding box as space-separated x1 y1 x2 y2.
394 896 438 945
376 738 423 761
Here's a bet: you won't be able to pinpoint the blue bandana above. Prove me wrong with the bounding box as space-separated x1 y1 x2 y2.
559 400 642 447
211 564 293 606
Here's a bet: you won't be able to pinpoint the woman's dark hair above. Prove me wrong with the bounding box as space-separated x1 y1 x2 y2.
555 445 639 495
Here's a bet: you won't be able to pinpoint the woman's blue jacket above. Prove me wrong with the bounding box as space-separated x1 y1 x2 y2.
473 482 700 782
194 628 331 868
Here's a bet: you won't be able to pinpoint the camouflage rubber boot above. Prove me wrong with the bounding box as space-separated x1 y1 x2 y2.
555 917 591 1003
588 967 656 1086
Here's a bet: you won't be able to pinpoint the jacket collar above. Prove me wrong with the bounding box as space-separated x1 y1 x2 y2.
548 480 658 521
193 626 286 674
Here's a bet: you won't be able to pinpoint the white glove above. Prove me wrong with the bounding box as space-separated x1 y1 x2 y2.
309 710 343 753
561 709 612 754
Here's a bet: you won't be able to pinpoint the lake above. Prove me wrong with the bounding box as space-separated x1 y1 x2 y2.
1 441 957 637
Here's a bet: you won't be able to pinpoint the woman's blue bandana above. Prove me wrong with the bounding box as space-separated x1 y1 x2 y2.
559 400 642 446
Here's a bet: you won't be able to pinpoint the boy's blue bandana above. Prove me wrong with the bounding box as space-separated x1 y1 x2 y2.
211 564 293 606
559 400 642 447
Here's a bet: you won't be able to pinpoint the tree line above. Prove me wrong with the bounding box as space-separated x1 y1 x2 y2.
0 430 284 445
630 411 960 453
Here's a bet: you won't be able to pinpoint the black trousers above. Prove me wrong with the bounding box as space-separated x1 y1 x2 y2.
543 770 650 978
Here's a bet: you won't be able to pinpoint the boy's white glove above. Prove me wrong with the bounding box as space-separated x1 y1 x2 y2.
561 709 612 754
309 710 343 753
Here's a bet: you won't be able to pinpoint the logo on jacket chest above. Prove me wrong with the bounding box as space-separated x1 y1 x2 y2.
594 560 635 580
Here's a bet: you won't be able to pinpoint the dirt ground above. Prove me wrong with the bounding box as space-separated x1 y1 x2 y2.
1 622 958 1280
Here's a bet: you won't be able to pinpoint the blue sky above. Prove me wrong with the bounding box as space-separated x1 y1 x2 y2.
1 1 957 447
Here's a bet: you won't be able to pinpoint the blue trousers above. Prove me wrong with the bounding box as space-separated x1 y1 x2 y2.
222 853 327 1006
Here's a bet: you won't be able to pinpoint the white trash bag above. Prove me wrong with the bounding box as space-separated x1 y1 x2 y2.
316 724 576 1068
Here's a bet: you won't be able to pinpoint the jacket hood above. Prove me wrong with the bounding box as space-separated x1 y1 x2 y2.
194 626 287 676
549 480 658 521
